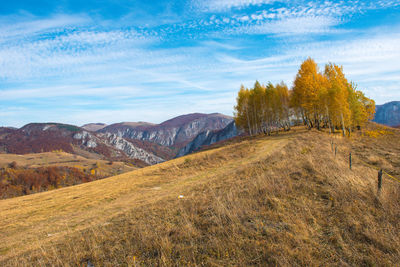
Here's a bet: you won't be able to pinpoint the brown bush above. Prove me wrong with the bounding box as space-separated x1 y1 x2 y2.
8 161 17 169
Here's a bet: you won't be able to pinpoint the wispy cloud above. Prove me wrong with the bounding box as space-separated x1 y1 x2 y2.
192 0 282 12
214 28 400 105
0 14 90 41
193 0 400 13
227 15 340 35
0 16 161 81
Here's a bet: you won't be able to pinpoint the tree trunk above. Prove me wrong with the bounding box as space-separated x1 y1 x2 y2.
326 106 332 134
245 105 252 136
341 113 346 137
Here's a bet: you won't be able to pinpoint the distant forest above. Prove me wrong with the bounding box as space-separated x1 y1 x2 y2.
234 58 375 136
0 165 101 199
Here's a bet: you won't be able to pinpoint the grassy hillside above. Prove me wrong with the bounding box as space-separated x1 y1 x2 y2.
0 151 134 175
0 125 399 266
0 152 136 199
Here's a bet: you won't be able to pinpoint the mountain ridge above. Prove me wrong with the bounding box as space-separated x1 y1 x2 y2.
0 122 161 165
98 113 234 148
0 113 237 166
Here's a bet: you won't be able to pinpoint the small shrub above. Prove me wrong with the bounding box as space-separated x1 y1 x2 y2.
300 147 311 154
8 161 17 169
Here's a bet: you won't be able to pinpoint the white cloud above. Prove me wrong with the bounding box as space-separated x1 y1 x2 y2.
193 0 400 38
231 15 340 35
214 29 400 104
239 15 250 22
193 0 282 12
0 14 90 41
194 0 400 14
0 17 161 81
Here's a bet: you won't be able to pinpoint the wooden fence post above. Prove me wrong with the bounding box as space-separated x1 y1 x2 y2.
349 152 352 170
378 169 383 193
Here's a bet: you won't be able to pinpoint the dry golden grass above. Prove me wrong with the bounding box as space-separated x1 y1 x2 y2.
0 151 135 177
0 125 399 266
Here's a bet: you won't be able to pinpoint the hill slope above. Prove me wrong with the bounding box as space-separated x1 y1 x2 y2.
0 125 399 266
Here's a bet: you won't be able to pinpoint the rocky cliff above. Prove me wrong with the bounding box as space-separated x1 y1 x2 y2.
373 101 400 127
99 113 233 148
100 133 164 165
176 121 238 157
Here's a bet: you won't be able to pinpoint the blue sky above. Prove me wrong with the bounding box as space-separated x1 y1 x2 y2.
0 0 399 127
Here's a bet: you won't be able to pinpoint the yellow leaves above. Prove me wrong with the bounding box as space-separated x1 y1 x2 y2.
235 58 375 136
292 57 328 127
300 147 311 154
364 129 393 138
324 63 352 129
234 85 251 133
234 80 290 135
73 165 84 170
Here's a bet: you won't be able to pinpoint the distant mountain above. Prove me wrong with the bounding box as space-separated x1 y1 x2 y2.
0 123 83 155
373 101 400 127
176 121 238 157
81 123 108 132
0 113 237 166
99 113 233 148
0 123 163 165
0 127 18 136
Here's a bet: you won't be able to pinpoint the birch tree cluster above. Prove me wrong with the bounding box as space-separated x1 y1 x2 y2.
234 58 376 136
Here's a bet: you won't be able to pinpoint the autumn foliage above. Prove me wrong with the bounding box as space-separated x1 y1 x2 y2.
0 166 102 199
234 58 375 136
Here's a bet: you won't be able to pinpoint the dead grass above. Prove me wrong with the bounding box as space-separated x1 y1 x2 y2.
0 151 135 177
0 125 399 266
351 122 400 177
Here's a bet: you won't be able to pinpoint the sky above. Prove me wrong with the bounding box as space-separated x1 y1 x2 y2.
0 0 399 127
